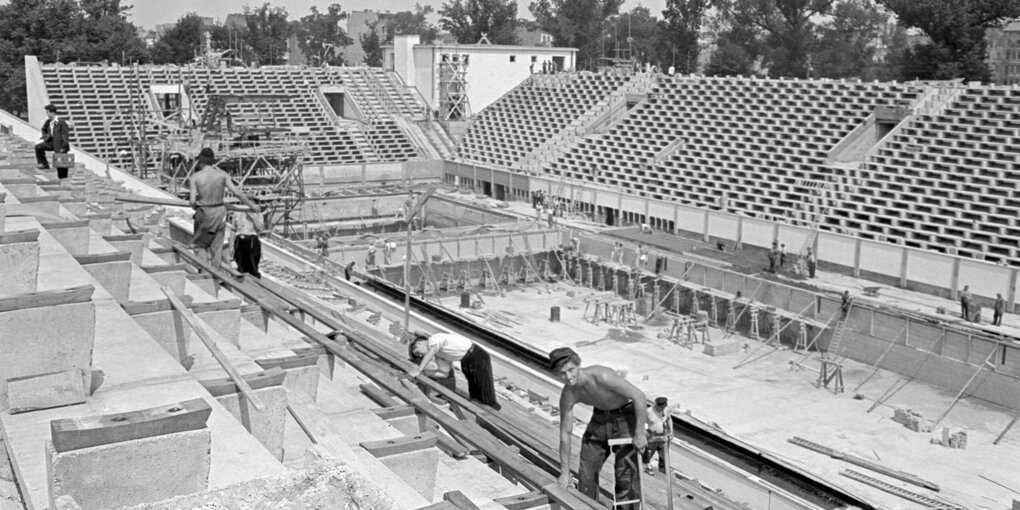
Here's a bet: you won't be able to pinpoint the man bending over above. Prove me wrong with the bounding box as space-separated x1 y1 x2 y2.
551 347 647 509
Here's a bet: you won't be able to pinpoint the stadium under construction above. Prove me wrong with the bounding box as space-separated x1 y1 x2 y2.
0 53 1017 510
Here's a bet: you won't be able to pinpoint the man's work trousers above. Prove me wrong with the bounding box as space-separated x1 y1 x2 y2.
578 403 641 510
461 344 500 410
641 435 667 470
233 234 262 278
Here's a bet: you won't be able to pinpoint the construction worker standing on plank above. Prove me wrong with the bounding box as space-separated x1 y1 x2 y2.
551 347 647 509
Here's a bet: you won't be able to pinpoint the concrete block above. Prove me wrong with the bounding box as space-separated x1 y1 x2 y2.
703 341 742 357
6 368 86 413
147 270 187 299
46 429 211 510
132 310 192 366
215 385 288 462
241 304 268 332
0 238 39 296
80 261 132 303
0 201 6 232
0 300 95 412
376 449 439 501
108 239 144 265
194 308 241 348
45 225 91 255
893 408 933 433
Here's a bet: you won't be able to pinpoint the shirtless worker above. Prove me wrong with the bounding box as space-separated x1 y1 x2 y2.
551 347 647 509
189 147 262 271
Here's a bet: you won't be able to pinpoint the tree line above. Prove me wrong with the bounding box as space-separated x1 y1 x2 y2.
1 0 1017 117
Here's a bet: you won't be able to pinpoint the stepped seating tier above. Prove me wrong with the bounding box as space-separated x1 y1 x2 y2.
39 65 424 170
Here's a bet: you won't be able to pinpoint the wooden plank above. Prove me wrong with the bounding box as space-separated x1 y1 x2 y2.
494 491 549 510
40 219 89 229
359 384 400 407
199 367 286 398
443 490 483 510
0 177 35 185
372 406 417 420
81 212 113 220
290 345 328 357
162 286 266 412
254 352 320 371
189 299 242 314
6 369 86 414
149 246 175 255
16 196 58 204
73 251 132 265
103 233 145 242
360 432 438 457
121 296 193 316
0 285 94 313
114 193 254 212
418 502 455 510
0 229 40 245
141 263 188 274
49 397 212 453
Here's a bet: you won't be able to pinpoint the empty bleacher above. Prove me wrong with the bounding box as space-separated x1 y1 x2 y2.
456 71 633 169
840 86 1020 261
39 64 427 170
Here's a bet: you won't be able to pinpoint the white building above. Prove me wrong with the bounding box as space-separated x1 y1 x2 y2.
382 35 577 120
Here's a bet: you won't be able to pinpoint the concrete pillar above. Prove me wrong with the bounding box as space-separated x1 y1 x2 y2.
46 429 211 510
899 246 909 288
853 239 862 278
702 210 710 242
0 286 95 412
949 258 961 300
735 216 744 249
1007 269 1018 312
0 229 40 295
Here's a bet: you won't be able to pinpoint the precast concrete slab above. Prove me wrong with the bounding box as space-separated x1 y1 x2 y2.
0 232 39 296
0 216 285 510
45 429 211 510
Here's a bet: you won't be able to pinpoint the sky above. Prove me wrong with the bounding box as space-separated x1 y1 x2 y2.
124 0 668 29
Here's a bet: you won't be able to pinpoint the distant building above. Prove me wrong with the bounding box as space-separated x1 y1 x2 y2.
513 26 554 47
224 13 248 32
345 10 381 65
383 35 577 120
988 19 1020 85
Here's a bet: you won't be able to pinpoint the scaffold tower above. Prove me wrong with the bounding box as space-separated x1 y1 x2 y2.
439 53 470 121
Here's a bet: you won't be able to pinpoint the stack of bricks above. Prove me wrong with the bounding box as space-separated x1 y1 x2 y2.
892 408 934 433
930 427 968 449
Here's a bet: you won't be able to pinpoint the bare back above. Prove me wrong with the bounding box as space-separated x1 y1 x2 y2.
191 166 229 206
562 365 635 411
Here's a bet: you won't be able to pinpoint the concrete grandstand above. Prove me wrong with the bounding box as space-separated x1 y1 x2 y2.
2 54 1019 510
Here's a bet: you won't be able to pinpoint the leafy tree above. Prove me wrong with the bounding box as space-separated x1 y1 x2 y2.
295 3 353 66
812 0 886 78
530 0 624 69
152 13 207 64
877 0 1020 81
242 3 291 65
606 7 662 66
439 0 519 45
388 4 439 43
704 42 756 76
723 0 834 78
0 0 146 117
360 20 384 66
660 0 710 73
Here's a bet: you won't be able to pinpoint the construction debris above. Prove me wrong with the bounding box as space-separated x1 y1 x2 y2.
930 428 968 450
893 408 934 433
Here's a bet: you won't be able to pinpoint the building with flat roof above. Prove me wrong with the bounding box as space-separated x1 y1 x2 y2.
989 19 1020 85
382 35 577 120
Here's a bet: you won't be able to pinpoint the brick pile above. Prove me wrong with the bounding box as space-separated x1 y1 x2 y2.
892 408 934 433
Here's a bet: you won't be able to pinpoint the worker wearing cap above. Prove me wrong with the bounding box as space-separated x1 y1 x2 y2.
643 396 672 475
550 347 646 509
408 332 500 410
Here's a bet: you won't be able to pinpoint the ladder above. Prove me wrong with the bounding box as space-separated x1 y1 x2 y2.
605 437 650 509
824 303 852 360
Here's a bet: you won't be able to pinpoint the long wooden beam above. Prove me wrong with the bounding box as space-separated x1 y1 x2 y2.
170 244 601 510
161 285 267 412
115 193 254 212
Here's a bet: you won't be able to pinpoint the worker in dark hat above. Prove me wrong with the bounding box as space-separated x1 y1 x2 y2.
642 396 673 475
550 347 647 509
408 332 500 410
189 147 261 271
34 104 70 177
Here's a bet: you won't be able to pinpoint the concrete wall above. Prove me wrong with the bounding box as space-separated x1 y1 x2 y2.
449 163 1020 311
422 197 518 228
301 160 441 187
